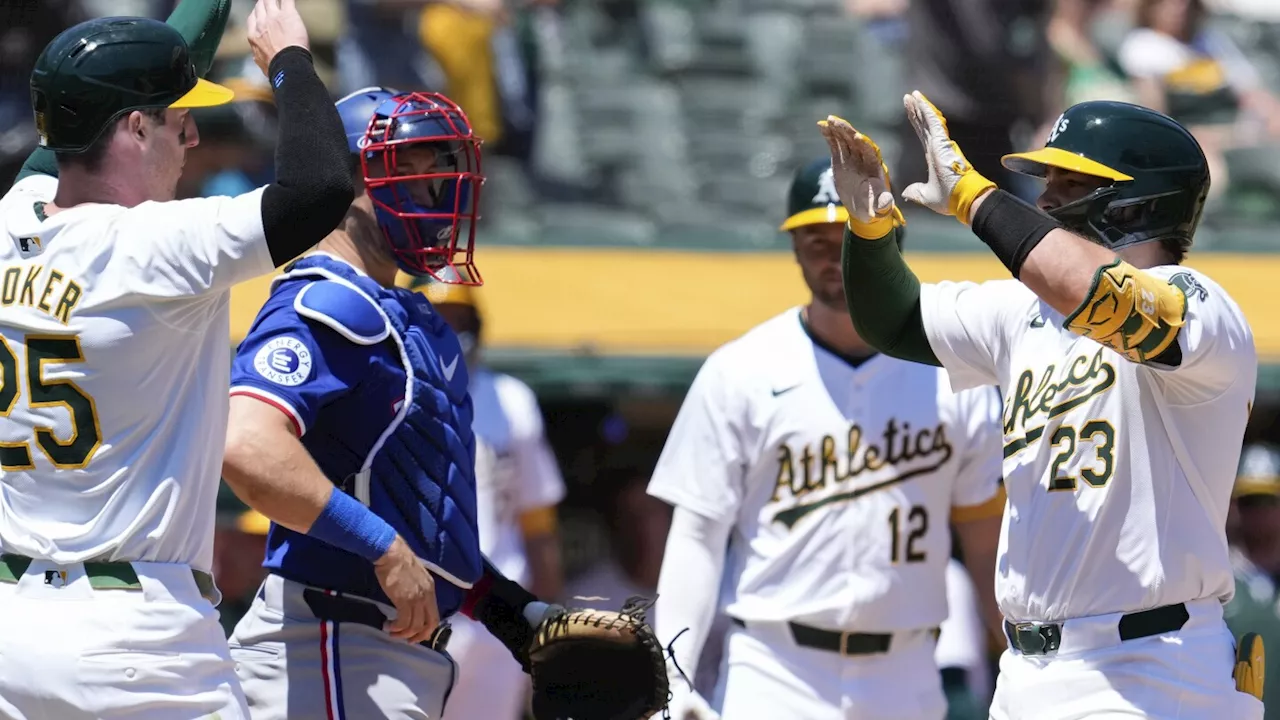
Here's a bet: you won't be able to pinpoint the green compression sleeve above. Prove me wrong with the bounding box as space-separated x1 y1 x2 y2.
14 0 232 184
841 225 941 367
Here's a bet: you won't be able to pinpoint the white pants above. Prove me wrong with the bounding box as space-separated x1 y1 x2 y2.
0 558 248 720
712 621 946 720
439 614 528 720
990 598 1265 720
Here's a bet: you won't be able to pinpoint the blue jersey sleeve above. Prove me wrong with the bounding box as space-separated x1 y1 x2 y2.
230 282 375 435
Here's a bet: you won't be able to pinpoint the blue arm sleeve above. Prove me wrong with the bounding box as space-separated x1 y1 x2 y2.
230 283 373 435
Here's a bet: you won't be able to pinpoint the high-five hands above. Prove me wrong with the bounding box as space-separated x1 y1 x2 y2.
900 91 997 225
818 92 999 233
246 0 312 78
816 115 905 239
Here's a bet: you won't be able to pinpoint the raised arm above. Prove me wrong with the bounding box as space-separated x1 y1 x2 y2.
898 91 1187 367
817 117 937 366
821 117 1012 389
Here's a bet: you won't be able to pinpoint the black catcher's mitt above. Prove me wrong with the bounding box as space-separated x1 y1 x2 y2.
526 596 670 720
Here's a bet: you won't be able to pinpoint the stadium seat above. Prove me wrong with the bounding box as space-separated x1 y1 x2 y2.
657 211 789 250
698 175 791 220
743 13 805 89
479 215 542 247
537 204 658 246
678 77 791 135
640 0 698 73
1215 145 1280 227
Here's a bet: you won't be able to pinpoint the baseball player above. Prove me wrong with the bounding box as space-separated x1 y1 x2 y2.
826 93 1264 719
220 86 571 719
0 1 353 717
648 156 1007 720
1225 443 1280 719
409 280 568 720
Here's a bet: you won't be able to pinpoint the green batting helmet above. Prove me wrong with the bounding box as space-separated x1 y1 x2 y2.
780 157 848 231
1002 100 1210 253
30 16 235 154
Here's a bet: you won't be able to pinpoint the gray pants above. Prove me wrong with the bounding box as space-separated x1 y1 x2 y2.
228 574 457 720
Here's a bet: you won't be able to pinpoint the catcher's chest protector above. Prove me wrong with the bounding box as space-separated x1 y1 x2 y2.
281 256 484 593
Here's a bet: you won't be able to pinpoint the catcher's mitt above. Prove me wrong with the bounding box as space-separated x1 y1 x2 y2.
527 596 670 720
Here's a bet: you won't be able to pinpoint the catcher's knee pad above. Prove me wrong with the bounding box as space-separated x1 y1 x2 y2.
1234 632 1265 701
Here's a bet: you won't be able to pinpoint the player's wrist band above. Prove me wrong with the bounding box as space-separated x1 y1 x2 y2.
970 190 1062 278
308 489 397 562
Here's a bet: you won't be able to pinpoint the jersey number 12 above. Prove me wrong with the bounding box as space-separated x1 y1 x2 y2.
888 505 928 563
0 335 101 469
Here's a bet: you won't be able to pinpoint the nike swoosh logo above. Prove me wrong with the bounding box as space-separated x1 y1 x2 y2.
772 384 801 397
441 355 459 381
772 454 951 529
1030 316 1046 328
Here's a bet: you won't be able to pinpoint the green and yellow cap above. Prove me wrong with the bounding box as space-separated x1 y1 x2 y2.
779 157 849 231
1235 444 1280 499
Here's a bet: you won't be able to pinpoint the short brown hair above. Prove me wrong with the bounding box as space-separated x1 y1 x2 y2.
55 107 166 173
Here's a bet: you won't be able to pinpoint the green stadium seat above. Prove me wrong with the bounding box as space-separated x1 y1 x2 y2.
640 1 698 73
699 175 792 219
532 83 596 186
743 13 806 88
679 78 791 134
1214 145 1280 227
479 215 542 247
615 167 703 216
657 212 788 250
480 157 537 214
537 204 658 246
686 129 795 180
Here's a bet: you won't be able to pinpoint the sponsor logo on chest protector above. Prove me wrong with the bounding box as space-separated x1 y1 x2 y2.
771 418 953 529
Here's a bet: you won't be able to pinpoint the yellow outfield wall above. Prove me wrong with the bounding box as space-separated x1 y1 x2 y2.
230 250 1280 360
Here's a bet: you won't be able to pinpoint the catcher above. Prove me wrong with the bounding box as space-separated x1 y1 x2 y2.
221 84 668 720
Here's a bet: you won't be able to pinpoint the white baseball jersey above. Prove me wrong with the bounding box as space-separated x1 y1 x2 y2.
0 175 272 573
470 366 566 585
647 308 1004 632
920 266 1256 624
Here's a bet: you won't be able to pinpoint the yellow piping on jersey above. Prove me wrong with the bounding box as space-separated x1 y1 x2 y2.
951 485 1007 523
1064 260 1187 364
519 506 559 538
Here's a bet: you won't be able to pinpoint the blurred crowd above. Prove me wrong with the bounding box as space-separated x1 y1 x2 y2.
8 0 1280 718
8 0 1280 237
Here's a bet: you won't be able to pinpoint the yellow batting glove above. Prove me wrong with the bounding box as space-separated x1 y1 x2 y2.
900 91 997 225
817 115 905 239
1234 632 1265 701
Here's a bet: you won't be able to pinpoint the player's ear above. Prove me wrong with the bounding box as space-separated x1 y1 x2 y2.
126 111 148 143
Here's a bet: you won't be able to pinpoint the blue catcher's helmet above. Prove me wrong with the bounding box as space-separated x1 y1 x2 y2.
334 87 484 284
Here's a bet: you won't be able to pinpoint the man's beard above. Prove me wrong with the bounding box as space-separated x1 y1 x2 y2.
812 283 846 310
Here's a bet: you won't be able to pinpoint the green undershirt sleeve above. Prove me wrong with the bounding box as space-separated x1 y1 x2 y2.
840 224 941 367
14 0 232 184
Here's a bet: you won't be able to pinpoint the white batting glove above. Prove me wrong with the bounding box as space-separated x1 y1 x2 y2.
817 115 905 239
900 91 997 225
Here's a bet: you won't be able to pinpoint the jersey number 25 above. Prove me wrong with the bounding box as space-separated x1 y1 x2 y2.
0 335 101 469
